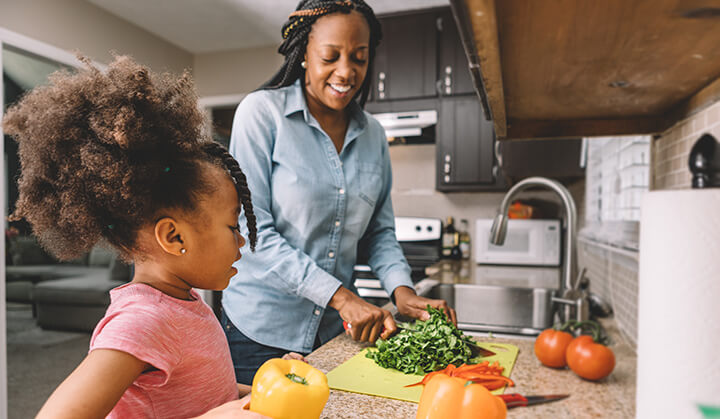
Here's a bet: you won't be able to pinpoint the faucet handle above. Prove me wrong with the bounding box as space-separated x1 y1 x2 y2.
573 267 588 291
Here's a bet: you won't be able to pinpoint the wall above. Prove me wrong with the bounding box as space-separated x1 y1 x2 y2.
652 100 720 189
0 0 192 73
193 46 282 98
578 99 720 351
389 144 585 248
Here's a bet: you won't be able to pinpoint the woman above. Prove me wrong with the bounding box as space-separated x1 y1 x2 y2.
223 0 456 384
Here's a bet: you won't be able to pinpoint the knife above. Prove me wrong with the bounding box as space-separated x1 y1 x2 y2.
498 393 569 409
342 321 496 357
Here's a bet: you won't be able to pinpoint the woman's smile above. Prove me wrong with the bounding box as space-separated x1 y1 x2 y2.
329 83 352 95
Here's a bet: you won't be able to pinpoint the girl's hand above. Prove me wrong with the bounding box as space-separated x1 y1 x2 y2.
193 395 271 418
282 352 307 362
393 286 457 325
329 287 396 343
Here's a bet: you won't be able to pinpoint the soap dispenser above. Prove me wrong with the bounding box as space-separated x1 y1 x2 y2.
688 133 720 188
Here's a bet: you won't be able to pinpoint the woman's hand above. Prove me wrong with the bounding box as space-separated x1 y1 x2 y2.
393 286 457 325
193 395 270 418
282 352 307 362
329 287 396 343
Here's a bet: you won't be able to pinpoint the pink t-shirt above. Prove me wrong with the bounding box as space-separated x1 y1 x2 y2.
90 283 238 418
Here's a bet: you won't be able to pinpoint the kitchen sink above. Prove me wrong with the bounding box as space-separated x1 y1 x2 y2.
419 283 556 336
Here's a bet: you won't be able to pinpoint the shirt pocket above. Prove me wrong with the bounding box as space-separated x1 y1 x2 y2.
357 162 383 207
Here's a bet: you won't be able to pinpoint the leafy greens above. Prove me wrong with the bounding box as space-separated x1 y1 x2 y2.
366 306 477 375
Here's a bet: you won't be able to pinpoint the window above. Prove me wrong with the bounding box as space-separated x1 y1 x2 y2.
583 136 651 248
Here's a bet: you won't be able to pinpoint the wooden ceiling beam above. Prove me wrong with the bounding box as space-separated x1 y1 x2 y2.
505 117 667 140
667 75 720 125
453 0 507 137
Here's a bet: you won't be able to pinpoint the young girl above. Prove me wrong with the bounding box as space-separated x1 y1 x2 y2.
3 55 289 418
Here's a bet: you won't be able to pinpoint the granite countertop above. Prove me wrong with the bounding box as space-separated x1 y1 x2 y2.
305 258 637 418
306 317 636 418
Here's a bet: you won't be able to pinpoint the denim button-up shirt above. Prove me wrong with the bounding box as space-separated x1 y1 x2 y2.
222 80 413 353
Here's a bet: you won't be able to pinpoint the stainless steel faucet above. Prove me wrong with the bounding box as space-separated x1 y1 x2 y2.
490 176 577 298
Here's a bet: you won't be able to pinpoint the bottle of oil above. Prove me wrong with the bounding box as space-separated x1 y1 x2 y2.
459 219 471 260
442 216 458 259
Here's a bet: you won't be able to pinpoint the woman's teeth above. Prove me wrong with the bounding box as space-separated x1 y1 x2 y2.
330 84 351 93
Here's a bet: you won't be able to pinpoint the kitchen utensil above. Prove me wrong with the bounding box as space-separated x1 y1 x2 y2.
342 321 496 357
326 342 519 403
499 393 569 409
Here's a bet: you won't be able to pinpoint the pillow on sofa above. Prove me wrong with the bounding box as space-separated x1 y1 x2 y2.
9 236 56 265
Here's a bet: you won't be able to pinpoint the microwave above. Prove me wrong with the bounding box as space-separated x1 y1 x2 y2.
475 219 561 266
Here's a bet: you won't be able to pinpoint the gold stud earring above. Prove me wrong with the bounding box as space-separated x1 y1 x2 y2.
180 248 186 254
301 61 307 69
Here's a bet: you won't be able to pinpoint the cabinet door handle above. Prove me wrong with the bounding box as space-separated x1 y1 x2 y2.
444 154 452 183
377 72 386 100
494 140 503 168
444 66 453 95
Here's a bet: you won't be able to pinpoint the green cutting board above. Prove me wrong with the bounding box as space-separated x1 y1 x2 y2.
326 342 519 403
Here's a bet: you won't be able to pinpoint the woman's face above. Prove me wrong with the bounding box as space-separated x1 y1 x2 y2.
303 10 370 114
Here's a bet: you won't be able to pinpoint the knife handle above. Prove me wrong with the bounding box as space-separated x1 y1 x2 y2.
498 393 528 408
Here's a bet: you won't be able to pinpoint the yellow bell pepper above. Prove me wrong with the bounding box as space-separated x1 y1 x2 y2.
250 359 329 419
416 375 507 419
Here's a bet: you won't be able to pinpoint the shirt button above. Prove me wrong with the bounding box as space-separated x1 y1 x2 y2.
339 188 345 195
335 221 341 227
314 309 321 316
328 251 335 258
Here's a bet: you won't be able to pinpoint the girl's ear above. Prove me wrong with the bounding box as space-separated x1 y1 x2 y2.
154 217 186 256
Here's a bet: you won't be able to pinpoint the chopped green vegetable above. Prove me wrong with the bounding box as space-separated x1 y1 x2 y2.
366 306 477 375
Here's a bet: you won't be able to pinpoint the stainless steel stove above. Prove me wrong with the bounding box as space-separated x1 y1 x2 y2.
353 217 442 306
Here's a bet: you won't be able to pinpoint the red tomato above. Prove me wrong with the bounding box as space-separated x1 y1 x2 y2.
534 329 574 368
566 335 615 380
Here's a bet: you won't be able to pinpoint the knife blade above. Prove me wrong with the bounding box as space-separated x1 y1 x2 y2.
498 393 569 408
343 321 496 357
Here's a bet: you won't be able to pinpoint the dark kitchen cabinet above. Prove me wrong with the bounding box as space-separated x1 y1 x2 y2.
437 10 474 96
436 96 506 191
370 11 438 101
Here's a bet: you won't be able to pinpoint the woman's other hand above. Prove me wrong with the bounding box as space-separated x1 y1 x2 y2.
193 395 270 418
393 286 457 326
281 352 307 362
329 287 396 342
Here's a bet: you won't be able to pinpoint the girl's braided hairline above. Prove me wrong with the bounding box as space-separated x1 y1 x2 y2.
3 54 257 261
201 142 257 252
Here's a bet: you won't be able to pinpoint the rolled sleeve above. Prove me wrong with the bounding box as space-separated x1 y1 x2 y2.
381 268 415 297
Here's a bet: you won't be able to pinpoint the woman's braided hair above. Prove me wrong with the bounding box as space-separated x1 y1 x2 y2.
261 0 382 107
3 55 257 261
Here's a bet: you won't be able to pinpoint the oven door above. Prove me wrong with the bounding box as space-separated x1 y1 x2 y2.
474 219 561 266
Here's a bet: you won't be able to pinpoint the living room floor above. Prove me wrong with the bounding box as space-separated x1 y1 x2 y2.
6 302 90 418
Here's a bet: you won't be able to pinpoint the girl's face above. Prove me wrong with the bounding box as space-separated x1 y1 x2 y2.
184 166 246 291
303 10 370 115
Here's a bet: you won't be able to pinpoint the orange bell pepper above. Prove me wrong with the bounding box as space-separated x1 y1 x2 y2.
416 375 507 419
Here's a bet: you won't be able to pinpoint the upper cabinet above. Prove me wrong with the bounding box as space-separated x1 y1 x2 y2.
437 9 474 97
449 0 720 140
369 8 475 102
370 11 438 101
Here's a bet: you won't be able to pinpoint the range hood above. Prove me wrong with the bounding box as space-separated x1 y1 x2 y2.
373 110 437 141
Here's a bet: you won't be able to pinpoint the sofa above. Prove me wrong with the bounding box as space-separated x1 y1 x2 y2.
6 236 132 331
